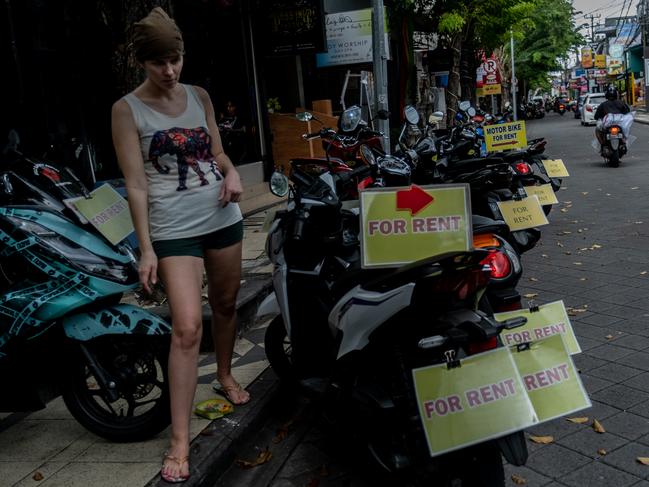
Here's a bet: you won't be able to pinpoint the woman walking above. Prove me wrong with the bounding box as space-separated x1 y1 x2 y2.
111 7 249 483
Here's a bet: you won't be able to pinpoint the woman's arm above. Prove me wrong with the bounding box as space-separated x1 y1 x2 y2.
194 86 243 206
111 99 158 292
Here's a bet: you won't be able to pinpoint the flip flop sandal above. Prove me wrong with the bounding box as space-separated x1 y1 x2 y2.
161 453 190 484
212 381 251 405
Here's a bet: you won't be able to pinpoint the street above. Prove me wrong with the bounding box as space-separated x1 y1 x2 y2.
213 112 649 487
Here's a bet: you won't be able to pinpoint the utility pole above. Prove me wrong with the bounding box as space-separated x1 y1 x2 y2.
372 0 390 153
584 13 600 94
511 29 517 121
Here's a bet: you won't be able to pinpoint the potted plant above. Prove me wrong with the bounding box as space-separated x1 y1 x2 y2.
267 97 281 113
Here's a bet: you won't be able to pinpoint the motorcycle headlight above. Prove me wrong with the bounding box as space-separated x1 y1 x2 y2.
6 216 135 283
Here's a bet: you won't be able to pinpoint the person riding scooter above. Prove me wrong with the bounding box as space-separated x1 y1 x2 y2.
594 86 630 151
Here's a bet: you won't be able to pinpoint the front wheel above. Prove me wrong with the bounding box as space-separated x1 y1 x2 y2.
61 336 170 442
608 149 620 167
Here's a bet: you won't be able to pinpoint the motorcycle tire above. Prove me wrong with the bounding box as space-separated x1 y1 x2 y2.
61 336 170 442
264 316 298 384
608 149 620 168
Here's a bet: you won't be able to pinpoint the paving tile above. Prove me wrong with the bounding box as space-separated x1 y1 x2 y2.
577 337 605 352
579 401 622 421
0 420 88 462
602 442 649 479
0 461 42 486
588 363 644 383
573 322 617 342
620 352 649 372
504 464 552 486
561 459 640 487
592 385 649 410
624 373 649 393
19 461 160 487
525 443 591 478
557 428 627 458
614 335 649 351
586 344 637 361
573 354 608 372
598 413 649 441
580 374 615 394
527 417 588 442
624 322 649 338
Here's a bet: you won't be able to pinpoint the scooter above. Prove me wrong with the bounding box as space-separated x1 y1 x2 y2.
598 113 632 168
0 133 172 442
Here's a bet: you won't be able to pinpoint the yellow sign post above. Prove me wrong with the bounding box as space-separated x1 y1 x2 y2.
495 300 581 355
413 347 538 457
484 121 528 152
512 335 591 423
496 196 549 231
542 159 570 178
69 184 135 245
360 184 472 268
524 184 559 206
483 84 502 95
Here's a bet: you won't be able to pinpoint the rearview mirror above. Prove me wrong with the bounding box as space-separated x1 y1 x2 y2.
459 101 471 112
269 172 289 197
467 107 477 117
404 106 420 125
295 112 313 122
429 111 444 124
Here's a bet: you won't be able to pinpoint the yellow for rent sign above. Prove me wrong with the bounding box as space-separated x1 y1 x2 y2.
484 121 528 152
497 195 549 231
360 184 472 268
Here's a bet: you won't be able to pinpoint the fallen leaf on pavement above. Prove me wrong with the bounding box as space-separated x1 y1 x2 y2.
511 473 527 485
637 457 649 465
606 193 611 196
236 448 273 469
581 192 589 195
33 472 44 481
593 419 606 433
557 242 564 247
524 293 538 299
580 278 587 281
560 208 568 213
529 277 539 282
641 271 648 276
574 262 582 265
566 417 589 424
631 187 639 190
591 244 602 249
565 251 572 255
541 254 548 258
529 435 554 444
598 449 607 456
272 419 295 444
605 335 614 340
564 201 572 204
636 221 644 224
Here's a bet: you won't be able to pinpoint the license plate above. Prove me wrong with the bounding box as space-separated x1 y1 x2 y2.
607 134 622 140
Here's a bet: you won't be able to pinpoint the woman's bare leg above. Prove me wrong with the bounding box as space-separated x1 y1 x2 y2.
204 241 249 404
158 256 204 479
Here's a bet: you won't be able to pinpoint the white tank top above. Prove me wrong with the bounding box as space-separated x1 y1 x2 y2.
123 84 241 242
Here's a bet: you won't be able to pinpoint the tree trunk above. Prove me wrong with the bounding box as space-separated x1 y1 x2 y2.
446 32 462 123
460 24 476 106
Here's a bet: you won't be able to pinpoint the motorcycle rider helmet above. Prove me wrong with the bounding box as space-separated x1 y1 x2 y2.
605 85 618 101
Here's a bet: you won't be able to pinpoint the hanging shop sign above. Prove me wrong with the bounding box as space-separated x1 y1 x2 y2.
595 54 607 69
359 184 472 269
477 57 502 95
581 47 593 68
495 300 581 355
316 8 390 68
261 0 326 55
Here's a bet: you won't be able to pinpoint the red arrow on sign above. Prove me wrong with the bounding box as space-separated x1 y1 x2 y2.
396 185 434 216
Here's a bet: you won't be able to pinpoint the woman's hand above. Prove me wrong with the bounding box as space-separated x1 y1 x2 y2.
219 169 243 207
138 249 158 294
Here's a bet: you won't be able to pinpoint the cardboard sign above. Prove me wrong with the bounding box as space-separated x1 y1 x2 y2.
67 184 134 245
495 300 581 355
484 121 528 152
412 347 538 457
542 159 570 178
512 335 591 423
360 184 472 269
497 196 549 231
524 184 559 206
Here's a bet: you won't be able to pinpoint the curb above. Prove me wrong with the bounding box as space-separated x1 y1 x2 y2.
144 367 280 487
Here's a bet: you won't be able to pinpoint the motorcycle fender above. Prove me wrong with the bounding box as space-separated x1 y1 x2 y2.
329 283 415 359
63 304 171 341
497 430 528 466
256 292 280 319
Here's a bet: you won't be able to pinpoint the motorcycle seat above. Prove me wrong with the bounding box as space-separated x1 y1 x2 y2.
472 214 509 237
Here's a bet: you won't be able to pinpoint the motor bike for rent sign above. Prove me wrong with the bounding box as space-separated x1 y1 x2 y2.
512 334 590 423
484 121 527 152
495 300 581 355
359 184 472 268
412 347 538 457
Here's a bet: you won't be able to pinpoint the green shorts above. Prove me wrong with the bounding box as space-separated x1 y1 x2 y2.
152 220 244 259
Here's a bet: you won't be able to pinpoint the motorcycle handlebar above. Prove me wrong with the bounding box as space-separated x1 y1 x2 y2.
292 209 307 241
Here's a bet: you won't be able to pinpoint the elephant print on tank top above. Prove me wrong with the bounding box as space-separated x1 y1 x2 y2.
148 127 222 191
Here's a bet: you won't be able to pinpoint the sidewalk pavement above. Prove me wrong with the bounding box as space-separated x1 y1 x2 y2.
0 205 281 487
632 107 649 125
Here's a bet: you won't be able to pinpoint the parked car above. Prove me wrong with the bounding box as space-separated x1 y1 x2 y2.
581 93 606 126
574 94 587 119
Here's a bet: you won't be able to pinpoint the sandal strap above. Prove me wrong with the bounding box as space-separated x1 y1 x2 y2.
164 454 189 467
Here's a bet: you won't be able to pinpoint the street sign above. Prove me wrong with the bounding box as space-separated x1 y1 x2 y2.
497 196 549 231
495 300 581 355
359 184 472 268
413 346 538 457
483 84 502 95
512 334 591 423
484 121 528 152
